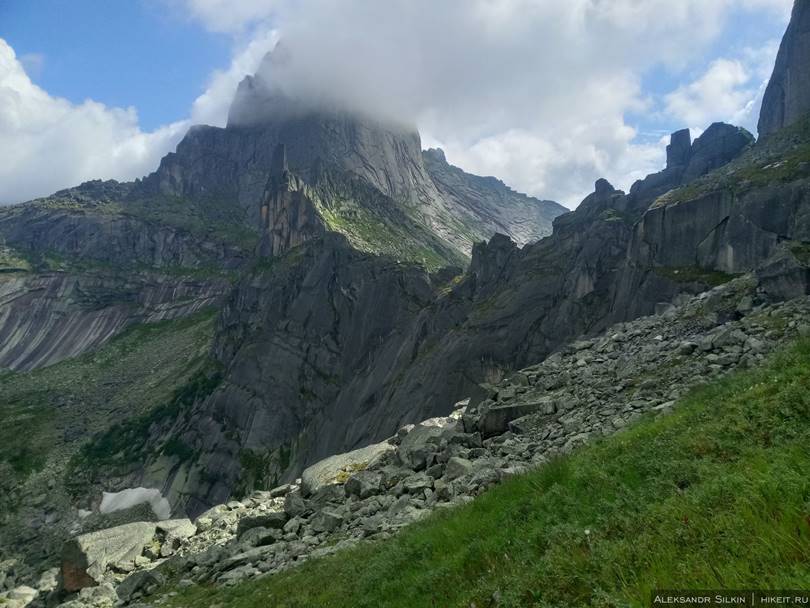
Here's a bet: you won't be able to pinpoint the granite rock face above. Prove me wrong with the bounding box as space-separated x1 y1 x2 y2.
0 181 244 371
758 0 810 137
6 12 810 591
680 123 754 182
131 233 440 516
142 50 564 257
422 148 567 247
257 144 325 257
0 272 226 371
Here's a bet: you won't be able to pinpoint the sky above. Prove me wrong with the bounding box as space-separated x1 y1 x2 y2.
0 0 794 208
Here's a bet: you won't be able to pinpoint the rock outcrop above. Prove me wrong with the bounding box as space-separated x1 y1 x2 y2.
257 144 325 257
758 0 810 137
142 49 565 258
61 522 158 592
125 121 774 518
5 9 810 595
60 519 196 593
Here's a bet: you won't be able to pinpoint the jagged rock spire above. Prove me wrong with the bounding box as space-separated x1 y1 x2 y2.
758 0 810 137
258 143 324 258
666 129 692 169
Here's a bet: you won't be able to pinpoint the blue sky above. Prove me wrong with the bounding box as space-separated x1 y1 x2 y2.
0 1 231 130
0 0 795 206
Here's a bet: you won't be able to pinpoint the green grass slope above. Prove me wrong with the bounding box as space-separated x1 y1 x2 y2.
166 338 810 608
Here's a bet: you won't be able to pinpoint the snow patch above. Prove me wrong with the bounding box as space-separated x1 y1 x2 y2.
99 487 171 520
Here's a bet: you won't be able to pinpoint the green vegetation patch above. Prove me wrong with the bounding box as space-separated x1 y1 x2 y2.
790 241 810 266
653 265 739 287
69 356 223 488
0 245 31 274
235 443 293 498
123 194 259 253
307 171 467 271
166 338 810 608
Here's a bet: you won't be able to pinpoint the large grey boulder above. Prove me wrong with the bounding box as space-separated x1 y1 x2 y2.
300 441 396 497
0 585 38 608
758 0 810 137
61 522 157 591
344 470 383 499
310 509 344 533
476 399 557 438
398 418 459 470
116 569 165 603
444 457 474 481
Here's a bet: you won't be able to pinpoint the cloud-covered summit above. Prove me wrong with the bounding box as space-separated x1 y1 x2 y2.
0 0 793 206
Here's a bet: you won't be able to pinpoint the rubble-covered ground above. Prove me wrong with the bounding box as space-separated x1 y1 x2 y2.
4 275 807 607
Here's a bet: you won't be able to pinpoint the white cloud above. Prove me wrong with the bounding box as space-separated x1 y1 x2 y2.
0 31 274 204
177 0 279 33
0 38 187 204
224 0 747 206
737 0 794 16
664 40 781 134
0 0 794 207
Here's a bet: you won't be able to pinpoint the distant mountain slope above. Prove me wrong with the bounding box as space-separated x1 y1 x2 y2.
423 148 567 247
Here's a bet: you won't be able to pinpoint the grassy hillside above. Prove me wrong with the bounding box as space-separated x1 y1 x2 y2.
165 338 810 608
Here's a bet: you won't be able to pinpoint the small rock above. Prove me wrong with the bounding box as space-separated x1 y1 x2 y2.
444 457 474 481
237 511 288 536
310 509 344 533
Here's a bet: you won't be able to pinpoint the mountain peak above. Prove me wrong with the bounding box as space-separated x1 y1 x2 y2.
423 148 447 164
758 0 810 137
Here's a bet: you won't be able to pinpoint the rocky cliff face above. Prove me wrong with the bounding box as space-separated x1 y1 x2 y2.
422 148 567 247
128 234 439 515
0 181 245 372
42 278 810 607
122 120 777 518
616 118 810 321
142 50 564 258
0 272 226 371
256 144 325 257
3 10 810 592
758 0 810 137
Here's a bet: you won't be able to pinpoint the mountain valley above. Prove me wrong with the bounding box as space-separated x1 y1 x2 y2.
1 2 810 607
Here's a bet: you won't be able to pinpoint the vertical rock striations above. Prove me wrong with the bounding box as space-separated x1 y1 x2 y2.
257 144 324 257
